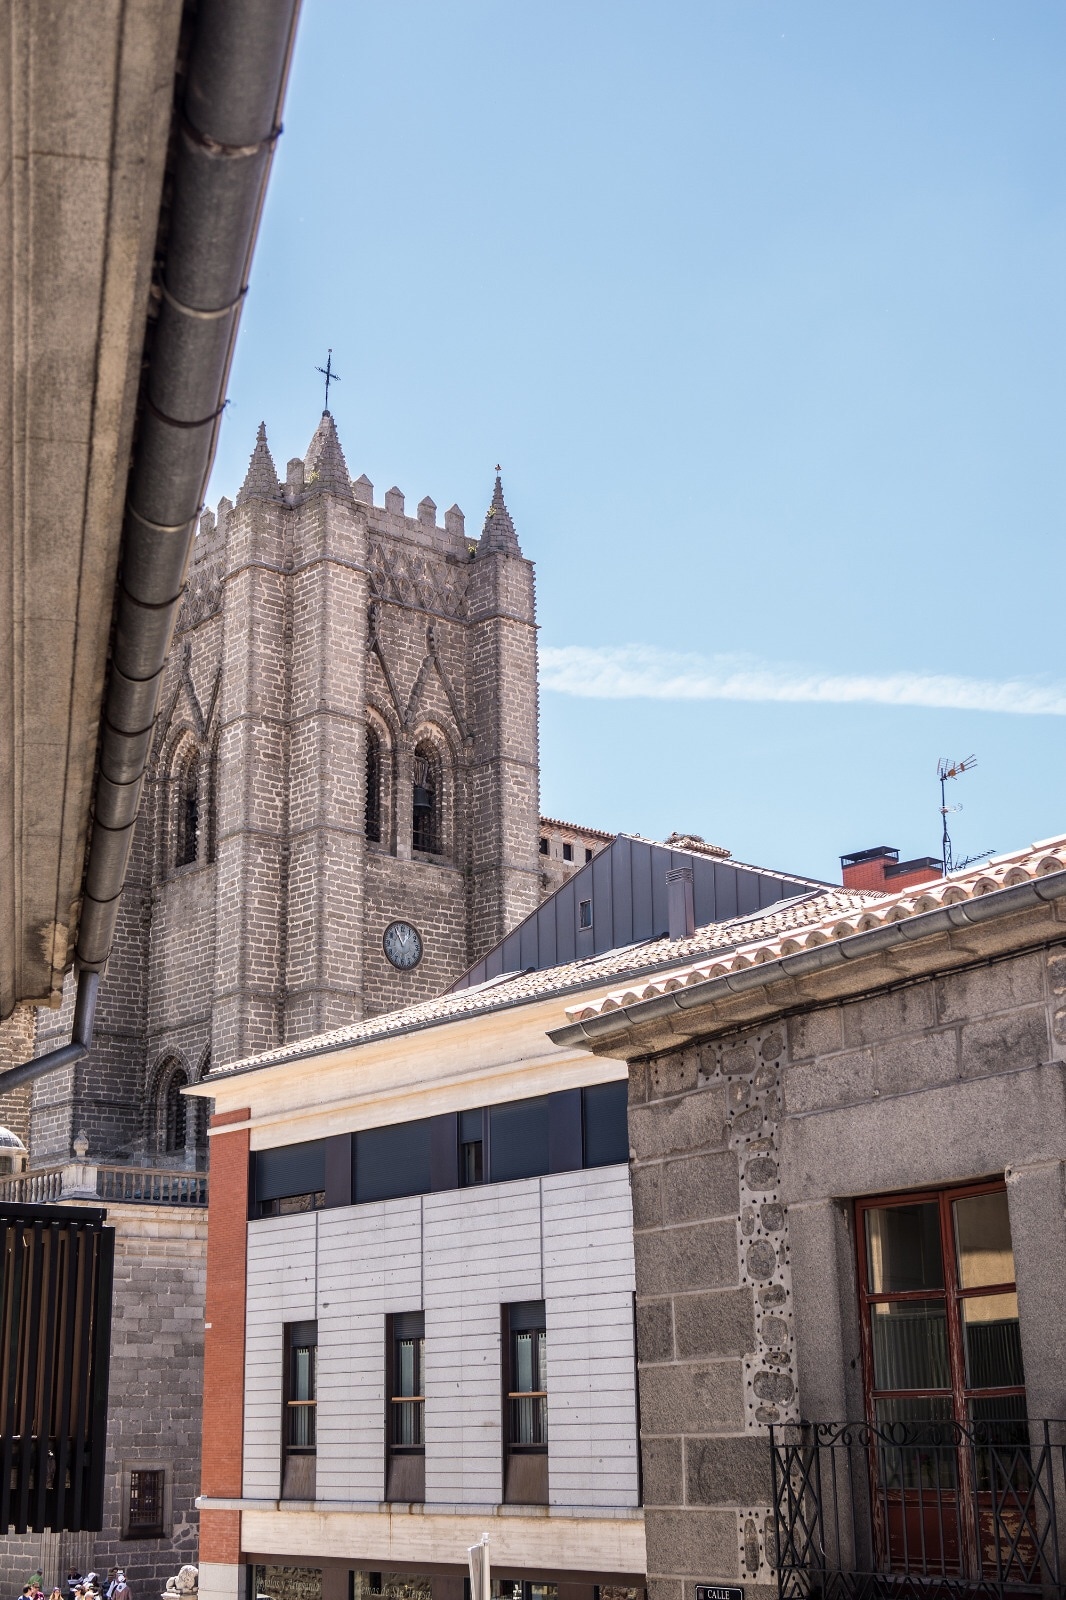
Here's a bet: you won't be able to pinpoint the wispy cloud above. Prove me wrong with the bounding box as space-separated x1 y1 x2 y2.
539 645 1066 717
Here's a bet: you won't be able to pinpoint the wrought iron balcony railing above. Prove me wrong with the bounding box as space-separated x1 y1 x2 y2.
771 1417 1066 1600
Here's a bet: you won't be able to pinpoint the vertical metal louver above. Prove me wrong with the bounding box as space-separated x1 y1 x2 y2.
0 1201 114 1533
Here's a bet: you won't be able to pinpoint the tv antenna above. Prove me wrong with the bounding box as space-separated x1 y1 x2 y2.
937 755 977 874
955 848 996 871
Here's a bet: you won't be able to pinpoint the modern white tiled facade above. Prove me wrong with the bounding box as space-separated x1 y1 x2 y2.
194 985 648 1600
244 1166 640 1513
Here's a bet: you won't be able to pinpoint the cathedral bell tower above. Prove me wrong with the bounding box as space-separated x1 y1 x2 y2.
29 413 541 1163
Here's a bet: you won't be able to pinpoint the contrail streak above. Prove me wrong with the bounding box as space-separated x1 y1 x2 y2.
539 645 1066 716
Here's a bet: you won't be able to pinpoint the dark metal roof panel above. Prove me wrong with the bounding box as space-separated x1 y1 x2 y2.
451 835 827 991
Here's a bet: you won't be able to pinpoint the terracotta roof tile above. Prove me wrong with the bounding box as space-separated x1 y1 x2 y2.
564 836 1066 1024
208 884 877 1080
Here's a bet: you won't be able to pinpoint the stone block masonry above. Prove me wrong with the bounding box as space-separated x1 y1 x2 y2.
626 931 1066 1600
28 413 544 1166
0 1200 208 1595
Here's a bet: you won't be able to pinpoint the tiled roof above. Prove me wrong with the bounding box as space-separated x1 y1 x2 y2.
538 815 616 842
208 884 878 1080
564 837 1066 1025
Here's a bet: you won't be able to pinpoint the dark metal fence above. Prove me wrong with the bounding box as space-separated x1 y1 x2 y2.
771 1418 1066 1600
0 1200 115 1533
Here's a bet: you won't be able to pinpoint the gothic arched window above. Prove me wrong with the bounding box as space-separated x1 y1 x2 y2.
176 753 200 867
412 744 441 855
205 732 220 865
161 1062 190 1153
191 1055 211 1154
366 726 382 843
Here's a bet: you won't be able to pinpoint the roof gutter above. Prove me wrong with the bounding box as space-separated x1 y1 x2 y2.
0 0 302 1096
548 870 1066 1053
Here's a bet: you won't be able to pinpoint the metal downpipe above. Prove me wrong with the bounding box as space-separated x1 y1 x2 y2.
0 972 101 1094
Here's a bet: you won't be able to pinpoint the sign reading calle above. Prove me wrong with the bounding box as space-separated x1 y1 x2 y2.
696 1588 745 1600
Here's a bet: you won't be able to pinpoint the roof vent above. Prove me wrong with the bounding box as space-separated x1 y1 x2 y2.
667 867 695 940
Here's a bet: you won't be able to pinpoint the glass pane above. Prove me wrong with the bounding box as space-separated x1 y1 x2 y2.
969 1393 1029 1433
397 1338 416 1397
954 1192 1016 1289
866 1202 944 1293
968 1394 1031 1493
962 1292 1025 1389
509 1393 547 1446
393 1398 424 1447
288 1401 316 1449
515 1331 535 1393
873 1395 956 1491
293 1346 315 1401
871 1299 949 1391
461 1140 483 1186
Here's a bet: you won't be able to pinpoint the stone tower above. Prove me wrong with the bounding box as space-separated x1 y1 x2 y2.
29 414 541 1164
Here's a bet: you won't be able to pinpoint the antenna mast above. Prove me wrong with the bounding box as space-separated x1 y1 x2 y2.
937 755 977 874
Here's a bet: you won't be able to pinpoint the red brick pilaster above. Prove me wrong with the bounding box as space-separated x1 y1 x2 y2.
201 1106 251 1564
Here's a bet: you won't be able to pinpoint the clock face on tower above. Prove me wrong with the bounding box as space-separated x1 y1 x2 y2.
382 920 424 971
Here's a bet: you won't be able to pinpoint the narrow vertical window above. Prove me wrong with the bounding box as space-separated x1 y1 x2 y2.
459 1108 485 1186
855 1182 1028 1581
386 1312 425 1503
206 731 220 863
503 1301 548 1504
365 726 382 843
127 1469 165 1538
176 753 200 866
412 745 439 854
162 1064 189 1154
282 1320 317 1500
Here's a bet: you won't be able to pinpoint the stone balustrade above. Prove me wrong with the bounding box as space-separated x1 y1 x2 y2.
0 1160 208 1207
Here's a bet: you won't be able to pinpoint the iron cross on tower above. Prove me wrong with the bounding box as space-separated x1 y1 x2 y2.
316 348 341 412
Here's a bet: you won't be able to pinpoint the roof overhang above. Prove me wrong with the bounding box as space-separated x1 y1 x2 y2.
188 988 629 1149
0 1 301 1025
0 2 183 1013
549 870 1066 1059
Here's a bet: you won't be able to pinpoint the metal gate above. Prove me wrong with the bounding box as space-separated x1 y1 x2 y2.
0 1199 114 1532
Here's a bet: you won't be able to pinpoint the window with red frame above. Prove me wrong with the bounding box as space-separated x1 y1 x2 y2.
857 1182 1027 1441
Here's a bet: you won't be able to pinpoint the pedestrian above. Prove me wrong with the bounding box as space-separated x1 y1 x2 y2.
112 1576 130 1600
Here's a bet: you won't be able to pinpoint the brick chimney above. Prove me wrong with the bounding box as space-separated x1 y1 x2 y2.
840 846 943 893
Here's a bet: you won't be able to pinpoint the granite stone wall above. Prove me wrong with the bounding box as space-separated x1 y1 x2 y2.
27 416 542 1167
0 1201 208 1593
628 938 1066 1600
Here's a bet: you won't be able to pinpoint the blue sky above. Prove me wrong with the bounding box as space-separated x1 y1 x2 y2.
208 1 1065 883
